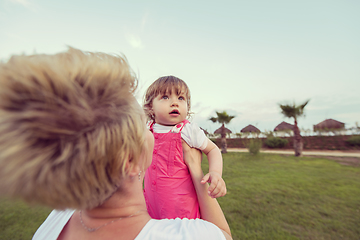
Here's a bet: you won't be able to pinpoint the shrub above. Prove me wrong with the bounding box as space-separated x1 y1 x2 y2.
346 136 360 146
265 137 288 148
247 138 262 155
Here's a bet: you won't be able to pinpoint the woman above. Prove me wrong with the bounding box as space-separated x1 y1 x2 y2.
0 48 232 240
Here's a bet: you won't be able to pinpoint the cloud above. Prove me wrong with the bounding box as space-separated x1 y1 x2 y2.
10 0 30 6
3 0 38 12
123 11 150 50
8 0 33 9
125 33 144 49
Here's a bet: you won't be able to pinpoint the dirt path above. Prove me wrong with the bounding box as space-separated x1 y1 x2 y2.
228 148 360 167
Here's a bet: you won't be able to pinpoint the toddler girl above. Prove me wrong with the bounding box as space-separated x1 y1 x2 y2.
143 75 226 220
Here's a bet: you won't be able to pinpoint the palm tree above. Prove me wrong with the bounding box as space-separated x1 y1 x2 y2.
279 100 310 157
209 111 235 153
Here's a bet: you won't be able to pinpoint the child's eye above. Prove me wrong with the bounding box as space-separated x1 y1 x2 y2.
161 95 169 100
178 96 185 101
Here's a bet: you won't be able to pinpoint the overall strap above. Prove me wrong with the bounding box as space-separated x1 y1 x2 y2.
170 119 189 133
147 120 155 132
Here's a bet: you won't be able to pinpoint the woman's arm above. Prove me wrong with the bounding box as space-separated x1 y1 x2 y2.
182 141 232 240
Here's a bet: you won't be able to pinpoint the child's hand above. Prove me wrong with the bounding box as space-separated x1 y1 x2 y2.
201 172 227 198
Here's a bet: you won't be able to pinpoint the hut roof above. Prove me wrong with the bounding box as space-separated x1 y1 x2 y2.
313 118 345 131
274 121 294 131
214 126 232 134
241 124 261 133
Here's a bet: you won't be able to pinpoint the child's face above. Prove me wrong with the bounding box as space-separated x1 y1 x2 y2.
152 90 188 126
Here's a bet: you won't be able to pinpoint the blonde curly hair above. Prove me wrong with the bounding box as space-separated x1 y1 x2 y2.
0 48 145 210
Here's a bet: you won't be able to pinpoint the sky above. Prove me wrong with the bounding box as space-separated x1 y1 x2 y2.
1 0 359 134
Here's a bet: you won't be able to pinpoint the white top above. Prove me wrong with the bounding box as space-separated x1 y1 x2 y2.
152 122 208 150
32 209 226 240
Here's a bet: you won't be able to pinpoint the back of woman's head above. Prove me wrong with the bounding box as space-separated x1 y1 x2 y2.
0 48 145 209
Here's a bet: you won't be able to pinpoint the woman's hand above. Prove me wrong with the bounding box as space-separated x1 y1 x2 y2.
181 140 204 181
182 140 202 169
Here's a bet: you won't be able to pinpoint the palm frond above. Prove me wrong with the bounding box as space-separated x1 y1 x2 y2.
209 117 218 123
215 111 235 124
279 100 310 119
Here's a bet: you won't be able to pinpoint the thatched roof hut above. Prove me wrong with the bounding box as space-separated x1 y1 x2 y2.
313 119 345 131
274 121 294 131
214 127 232 135
241 124 260 133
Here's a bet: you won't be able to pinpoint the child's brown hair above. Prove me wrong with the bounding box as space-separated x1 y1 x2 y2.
143 75 191 121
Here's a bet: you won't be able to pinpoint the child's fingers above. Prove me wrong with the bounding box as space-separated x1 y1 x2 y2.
201 173 210 184
209 187 220 198
209 180 227 198
211 185 227 198
207 179 219 196
210 188 224 198
203 173 227 197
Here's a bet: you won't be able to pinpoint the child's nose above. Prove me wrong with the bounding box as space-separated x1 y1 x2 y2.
171 97 179 106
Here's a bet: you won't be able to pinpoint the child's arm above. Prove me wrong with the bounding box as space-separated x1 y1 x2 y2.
201 139 227 198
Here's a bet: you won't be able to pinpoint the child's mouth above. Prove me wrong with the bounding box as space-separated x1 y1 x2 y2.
169 110 180 116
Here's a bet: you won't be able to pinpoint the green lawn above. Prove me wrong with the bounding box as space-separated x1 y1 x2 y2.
209 153 360 240
0 198 51 240
1 152 359 240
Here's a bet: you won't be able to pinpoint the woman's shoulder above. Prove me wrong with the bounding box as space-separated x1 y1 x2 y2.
32 209 75 240
135 218 226 240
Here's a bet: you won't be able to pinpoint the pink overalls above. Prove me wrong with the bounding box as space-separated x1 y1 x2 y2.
144 120 200 219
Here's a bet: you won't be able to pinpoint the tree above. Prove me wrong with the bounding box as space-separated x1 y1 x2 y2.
279 100 310 157
209 111 235 153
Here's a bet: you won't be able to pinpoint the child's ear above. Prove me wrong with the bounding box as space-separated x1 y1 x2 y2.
149 109 155 120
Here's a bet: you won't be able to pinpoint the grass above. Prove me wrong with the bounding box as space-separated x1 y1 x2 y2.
0 198 51 240
1 152 360 240
205 152 360 240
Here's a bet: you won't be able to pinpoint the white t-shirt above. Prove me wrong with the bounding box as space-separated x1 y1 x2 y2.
32 209 226 240
152 122 208 150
